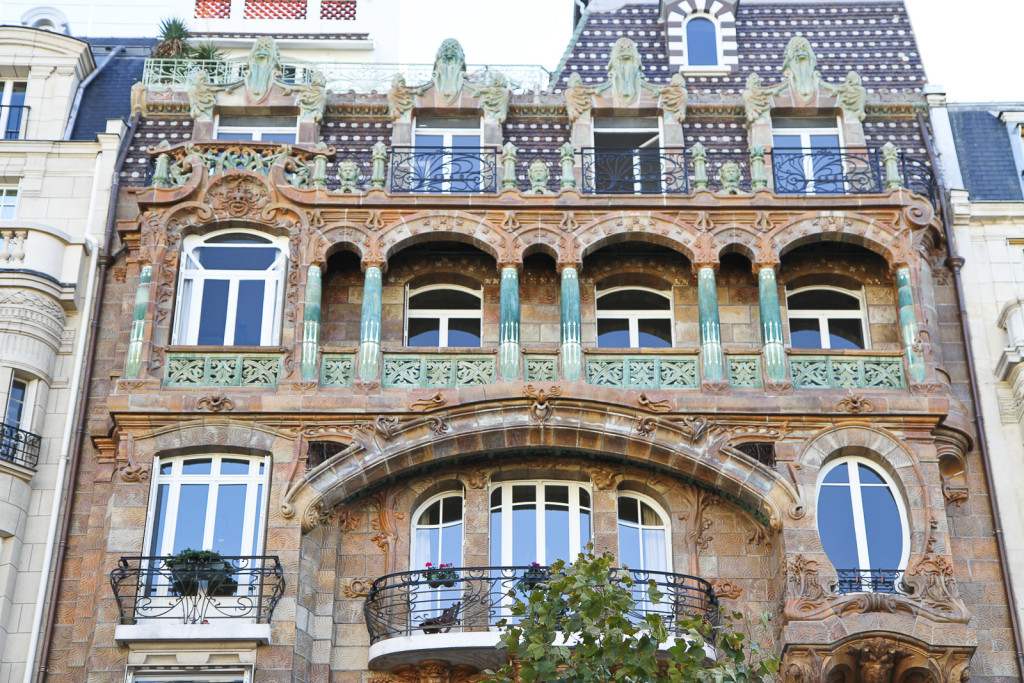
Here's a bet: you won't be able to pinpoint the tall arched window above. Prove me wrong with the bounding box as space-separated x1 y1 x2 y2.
787 286 868 350
617 494 671 573
817 457 909 592
685 16 719 67
411 493 464 571
173 231 286 346
489 482 592 567
596 287 673 348
406 284 483 347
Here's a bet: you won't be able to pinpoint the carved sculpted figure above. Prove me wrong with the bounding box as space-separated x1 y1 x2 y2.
824 70 867 122
606 37 645 105
718 161 743 195
742 72 785 124
563 72 593 123
472 70 511 124
245 36 283 103
527 160 551 194
658 72 688 123
187 69 217 121
432 38 467 103
782 36 821 103
387 73 416 122
296 70 327 123
337 160 360 193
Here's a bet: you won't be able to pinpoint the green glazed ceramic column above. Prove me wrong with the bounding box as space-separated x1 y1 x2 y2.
697 266 724 381
357 265 383 382
560 266 583 381
499 266 521 380
897 266 925 381
758 266 786 382
125 265 151 379
301 265 321 381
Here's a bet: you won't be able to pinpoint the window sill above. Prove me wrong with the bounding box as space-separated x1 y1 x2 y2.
584 347 698 354
114 622 271 646
787 348 901 357
165 345 286 354
384 346 497 354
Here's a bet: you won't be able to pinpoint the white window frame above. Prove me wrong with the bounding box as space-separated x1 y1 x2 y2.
129 668 251 683
173 230 287 347
595 286 675 349
0 184 20 220
214 114 298 142
404 283 483 348
682 13 723 70
592 119 664 194
771 119 844 194
144 454 269 559
489 480 593 566
410 492 465 570
816 456 911 581
0 81 27 140
786 285 869 350
616 492 672 573
411 118 484 193
3 374 34 431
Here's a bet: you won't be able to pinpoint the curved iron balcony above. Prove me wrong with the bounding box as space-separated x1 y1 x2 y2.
110 555 285 625
364 565 719 645
0 423 41 470
832 568 906 595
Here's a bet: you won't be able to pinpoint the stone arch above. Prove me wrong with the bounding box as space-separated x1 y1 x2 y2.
663 0 738 70
574 212 698 263
772 212 902 268
318 222 369 265
141 419 284 462
376 211 506 264
517 225 564 263
713 222 760 265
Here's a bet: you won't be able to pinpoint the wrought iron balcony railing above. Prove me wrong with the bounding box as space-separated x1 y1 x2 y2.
832 568 905 595
110 556 285 625
390 147 499 194
768 147 885 195
0 423 41 470
364 565 718 644
580 147 689 194
0 105 28 140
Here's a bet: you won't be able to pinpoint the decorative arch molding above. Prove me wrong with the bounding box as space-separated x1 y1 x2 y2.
373 211 507 266
279 398 801 534
574 212 699 264
797 424 918 474
772 211 909 269
663 0 738 71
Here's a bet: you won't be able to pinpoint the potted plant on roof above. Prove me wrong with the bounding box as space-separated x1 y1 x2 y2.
165 548 237 597
423 562 458 589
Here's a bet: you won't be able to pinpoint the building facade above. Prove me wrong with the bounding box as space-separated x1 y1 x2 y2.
40 1 1021 682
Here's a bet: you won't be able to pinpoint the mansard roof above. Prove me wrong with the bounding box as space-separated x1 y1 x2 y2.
948 105 1024 202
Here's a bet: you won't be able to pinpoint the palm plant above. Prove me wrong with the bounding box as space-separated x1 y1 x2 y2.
191 42 226 62
153 17 192 59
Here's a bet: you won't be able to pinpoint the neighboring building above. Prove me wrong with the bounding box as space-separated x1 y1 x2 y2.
0 24 127 683
38 2 1022 683
928 95 1024 636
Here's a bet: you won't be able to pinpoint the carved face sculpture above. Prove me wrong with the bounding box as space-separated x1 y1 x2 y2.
338 160 360 189
246 36 282 103
845 70 862 87
782 36 818 101
432 38 467 104
567 72 583 89
746 72 762 90
528 160 550 189
721 162 740 185
607 37 644 105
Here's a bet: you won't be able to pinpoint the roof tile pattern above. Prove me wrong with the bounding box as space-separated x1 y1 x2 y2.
949 108 1024 202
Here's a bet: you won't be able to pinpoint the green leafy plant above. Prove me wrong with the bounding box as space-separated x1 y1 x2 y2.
482 547 780 683
165 548 224 564
191 41 226 62
422 562 458 588
164 548 236 597
153 17 192 59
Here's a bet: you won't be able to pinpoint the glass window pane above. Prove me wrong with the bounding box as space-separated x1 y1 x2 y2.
789 319 823 349
638 319 672 348
490 507 501 564
251 483 263 556
810 134 841 149
861 486 903 567
212 484 247 555
173 484 210 553
546 485 569 505
686 17 718 66
196 246 278 270
618 522 641 569
159 462 173 475
579 489 591 509
408 318 440 346
643 528 668 572
827 318 865 350
618 496 639 524
416 527 439 568
221 459 249 475
207 233 272 244
218 130 254 141
580 510 591 548
858 465 886 486
409 289 480 310
788 290 860 310
817 485 859 569
150 483 170 554
512 505 536 565
414 133 444 147
822 464 849 484
234 280 266 346
598 290 669 311
418 501 440 526
640 502 661 526
260 132 297 143
441 521 463 564
442 496 462 523
197 280 230 345
447 318 481 347
512 485 536 505
597 319 630 348
182 459 212 475
545 505 570 564
772 134 803 149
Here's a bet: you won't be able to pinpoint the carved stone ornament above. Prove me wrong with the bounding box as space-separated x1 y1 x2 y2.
527 159 552 194
411 392 448 411
196 395 234 412
523 384 562 424
432 38 467 103
468 70 511 124
339 577 374 599
337 159 361 193
385 660 480 683
657 72 688 123
563 72 594 123
836 394 873 413
823 70 867 122
387 73 416 122
603 37 647 106
781 36 822 104
295 69 327 123
712 579 743 600
207 175 270 218
636 392 671 413
853 638 907 683
742 72 785 124
245 36 283 103
186 69 217 120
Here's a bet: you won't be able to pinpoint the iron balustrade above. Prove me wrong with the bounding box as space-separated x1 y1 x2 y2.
0 423 41 469
363 565 718 644
110 555 285 625
389 146 499 194
0 105 27 140
900 154 939 205
832 568 906 595
768 147 885 195
580 147 689 194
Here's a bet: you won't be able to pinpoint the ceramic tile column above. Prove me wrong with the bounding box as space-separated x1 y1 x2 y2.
758 266 787 382
498 266 520 381
897 266 926 382
560 265 583 381
301 265 321 381
697 266 724 381
124 265 151 379
357 265 383 382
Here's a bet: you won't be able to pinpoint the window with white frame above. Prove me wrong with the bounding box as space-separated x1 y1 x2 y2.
596 287 674 348
592 117 664 194
147 454 267 558
684 15 719 67
0 186 19 219
787 286 868 350
0 81 26 140
771 117 843 194
411 493 464 571
410 117 484 193
173 231 286 347
816 457 908 592
215 114 298 143
405 284 482 347
3 375 31 431
617 494 671 572
129 668 250 683
489 481 592 567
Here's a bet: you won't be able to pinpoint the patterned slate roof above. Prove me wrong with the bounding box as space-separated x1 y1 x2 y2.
70 38 156 141
949 107 1024 202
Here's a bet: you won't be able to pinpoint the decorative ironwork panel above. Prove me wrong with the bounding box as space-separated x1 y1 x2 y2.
768 147 884 195
727 355 763 388
833 568 905 595
524 356 558 383
789 355 905 389
163 353 282 387
580 147 689 194
0 424 41 470
383 355 495 388
0 105 28 141
586 356 698 389
364 565 718 644
110 556 285 624
900 154 938 207
389 147 499 194
321 355 355 386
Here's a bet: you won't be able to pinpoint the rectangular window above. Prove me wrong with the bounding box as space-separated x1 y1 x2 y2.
0 81 27 140
591 117 667 193
408 117 485 193
0 186 19 219
4 377 28 429
215 115 298 143
771 117 844 194
130 668 250 683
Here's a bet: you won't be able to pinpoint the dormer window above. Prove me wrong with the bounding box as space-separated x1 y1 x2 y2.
684 15 719 67
215 114 298 143
664 1 737 73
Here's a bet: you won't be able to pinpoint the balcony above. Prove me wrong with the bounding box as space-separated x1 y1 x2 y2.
789 353 906 390
0 423 41 470
0 104 28 141
766 147 937 202
389 147 499 194
110 555 284 643
580 147 689 194
832 568 905 595
163 350 284 387
364 565 717 668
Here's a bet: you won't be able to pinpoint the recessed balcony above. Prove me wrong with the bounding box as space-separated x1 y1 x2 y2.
363 565 718 669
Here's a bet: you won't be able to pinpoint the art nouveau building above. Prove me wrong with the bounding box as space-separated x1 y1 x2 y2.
0 23 127 683
41 1 1019 682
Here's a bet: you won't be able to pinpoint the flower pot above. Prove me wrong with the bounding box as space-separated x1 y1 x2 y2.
167 560 237 597
443 581 456 588
428 580 444 589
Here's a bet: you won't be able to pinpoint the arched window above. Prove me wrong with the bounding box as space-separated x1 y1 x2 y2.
787 286 868 350
406 284 483 347
596 287 673 348
147 454 268 557
173 231 286 346
817 457 909 592
489 482 592 566
617 494 671 573
685 16 719 67
411 493 464 571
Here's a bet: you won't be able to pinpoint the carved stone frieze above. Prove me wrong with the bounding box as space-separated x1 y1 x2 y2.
523 384 561 424
783 634 973 683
